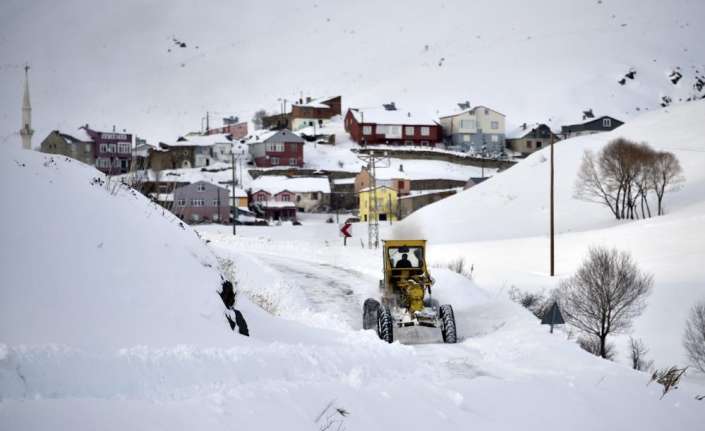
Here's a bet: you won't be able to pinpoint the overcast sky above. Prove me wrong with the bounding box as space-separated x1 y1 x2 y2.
1 0 703 145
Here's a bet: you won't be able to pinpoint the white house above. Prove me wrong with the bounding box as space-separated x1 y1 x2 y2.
438 105 506 154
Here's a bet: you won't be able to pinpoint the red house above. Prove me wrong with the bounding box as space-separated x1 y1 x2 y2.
344 107 441 146
251 189 297 221
246 129 304 168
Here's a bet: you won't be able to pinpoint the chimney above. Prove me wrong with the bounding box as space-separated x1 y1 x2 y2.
306 96 312 103
399 164 404 172
112 125 116 132
522 122 527 130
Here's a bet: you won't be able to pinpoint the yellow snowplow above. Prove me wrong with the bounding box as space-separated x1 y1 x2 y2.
363 240 457 343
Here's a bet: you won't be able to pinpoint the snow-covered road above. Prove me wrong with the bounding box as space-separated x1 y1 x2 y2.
254 254 372 330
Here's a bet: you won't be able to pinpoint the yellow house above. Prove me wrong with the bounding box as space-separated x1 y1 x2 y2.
359 186 398 222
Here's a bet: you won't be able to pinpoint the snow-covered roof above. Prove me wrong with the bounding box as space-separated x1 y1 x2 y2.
251 176 331 195
73 128 95 142
438 105 506 119
260 201 296 208
506 123 540 139
292 96 337 109
349 108 438 126
332 177 356 185
167 133 232 147
243 129 305 145
359 185 396 193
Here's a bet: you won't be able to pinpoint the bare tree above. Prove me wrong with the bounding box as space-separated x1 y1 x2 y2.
559 247 653 359
684 301 705 373
648 151 684 215
252 109 268 130
575 138 683 220
629 337 654 371
575 150 619 218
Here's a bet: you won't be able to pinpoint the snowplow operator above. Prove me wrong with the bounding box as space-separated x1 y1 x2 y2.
396 253 413 268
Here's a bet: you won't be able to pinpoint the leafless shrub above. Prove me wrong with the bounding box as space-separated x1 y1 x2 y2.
649 366 688 399
684 301 705 373
445 257 473 279
649 151 684 215
508 287 551 319
578 335 616 360
559 246 653 359
629 337 654 372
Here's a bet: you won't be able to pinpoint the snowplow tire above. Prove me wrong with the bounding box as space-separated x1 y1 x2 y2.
363 298 381 330
439 304 457 344
377 305 394 343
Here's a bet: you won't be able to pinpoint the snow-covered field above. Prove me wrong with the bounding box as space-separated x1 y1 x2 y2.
3 107 705 429
399 100 705 368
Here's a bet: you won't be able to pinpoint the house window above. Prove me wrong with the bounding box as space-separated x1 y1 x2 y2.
197 184 206 192
191 214 201 222
108 144 116 153
463 135 470 142
212 199 219 206
484 108 489 115
256 194 267 202
405 126 415 136
491 135 498 142
85 144 92 153
536 142 543 148
421 126 430 136
460 119 475 129
99 144 108 153
603 118 612 128
491 121 499 130
270 157 280 165
118 143 130 153
362 125 372 135
289 158 297 166
420 140 429 146
280 194 290 202
275 143 284 152
311 192 319 200
192 199 205 207
120 159 129 170
175 199 185 206
527 141 533 149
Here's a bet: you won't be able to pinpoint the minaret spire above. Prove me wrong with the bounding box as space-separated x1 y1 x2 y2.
20 64 34 150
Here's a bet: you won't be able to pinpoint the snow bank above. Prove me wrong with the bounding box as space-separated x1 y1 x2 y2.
0 145 239 349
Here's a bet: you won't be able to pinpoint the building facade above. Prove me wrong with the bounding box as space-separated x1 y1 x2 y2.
506 123 560 156
439 105 506 154
246 129 305 168
358 186 399 222
206 116 248 139
290 96 342 131
40 126 132 175
561 116 623 139
344 108 441 146
173 181 230 224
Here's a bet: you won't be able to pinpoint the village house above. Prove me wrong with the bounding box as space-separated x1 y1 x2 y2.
250 176 330 212
245 129 305 168
206 116 248 139
290 96 342 131
150 133 235 170
561 115 623 139
354 166 410 196
173 181 230 224
132 138 153 170
505 123 560 156
250 189 298 221
439 105 506 154
40 129 95 166
40 125 133 175
358 185 398 222
344 106 441 146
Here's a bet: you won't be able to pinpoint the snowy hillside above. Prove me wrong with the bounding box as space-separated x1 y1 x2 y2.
398 100 705 367
1 0 704 143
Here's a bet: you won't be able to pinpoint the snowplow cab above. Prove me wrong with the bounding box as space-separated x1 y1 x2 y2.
362 239 457 344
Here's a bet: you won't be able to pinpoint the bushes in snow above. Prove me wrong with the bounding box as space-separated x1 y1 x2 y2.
445 257 473 279
683 301 705 373
558 246 653 359
575 138 684 219
507 287 553 320
628 337 654 371
578 335 616 360
649 366 688 399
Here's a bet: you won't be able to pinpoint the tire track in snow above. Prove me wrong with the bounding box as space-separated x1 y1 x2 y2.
255 254 374 331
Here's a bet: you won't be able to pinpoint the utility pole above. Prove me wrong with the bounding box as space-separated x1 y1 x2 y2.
550 131 555 276
358 150 390 249
232 145 237 236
